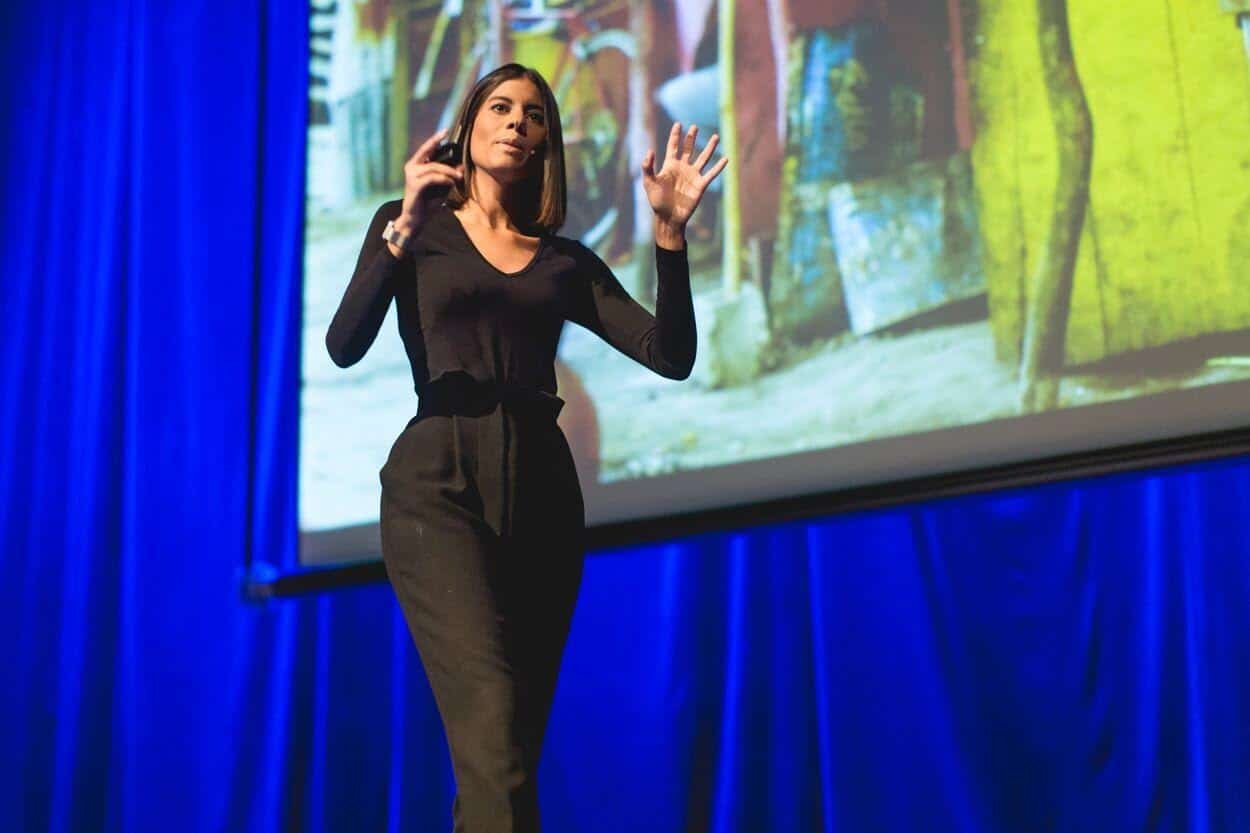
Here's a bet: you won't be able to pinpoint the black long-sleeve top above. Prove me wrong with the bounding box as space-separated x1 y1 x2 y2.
326 200 696 389
325 200 696 536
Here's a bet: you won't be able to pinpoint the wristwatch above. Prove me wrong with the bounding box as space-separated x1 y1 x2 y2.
382 219 412 253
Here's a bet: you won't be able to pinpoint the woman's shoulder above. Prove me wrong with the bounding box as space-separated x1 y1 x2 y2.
360 199 404 241
543 233 598 262
368 199 455 231
370 198 404 226
372 200 462 254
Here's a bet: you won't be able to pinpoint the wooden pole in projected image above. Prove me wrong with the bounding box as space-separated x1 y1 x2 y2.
719 0 742 296
629 0 658 302
440 0 488 133
1017 0 1092 412
389 1 413 187
414 2 453 101
488 0 509 66
945 0 974 150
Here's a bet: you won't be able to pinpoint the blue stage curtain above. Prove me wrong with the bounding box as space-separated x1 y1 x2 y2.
2 2 1248 832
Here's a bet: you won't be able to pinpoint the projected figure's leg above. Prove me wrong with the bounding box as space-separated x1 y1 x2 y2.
380 492 584 833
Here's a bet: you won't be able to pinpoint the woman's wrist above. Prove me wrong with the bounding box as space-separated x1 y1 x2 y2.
653 216 686 251
393 212 421 237
386 212 422 258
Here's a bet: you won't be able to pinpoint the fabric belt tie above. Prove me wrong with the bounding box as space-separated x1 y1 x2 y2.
414 372 565 537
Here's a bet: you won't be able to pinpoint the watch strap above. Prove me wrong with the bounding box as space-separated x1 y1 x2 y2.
382 219 412 253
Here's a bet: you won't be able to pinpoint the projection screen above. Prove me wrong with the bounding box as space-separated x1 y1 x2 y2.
298 0 1250 565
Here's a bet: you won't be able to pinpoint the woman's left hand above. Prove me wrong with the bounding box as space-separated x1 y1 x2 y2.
642 123 729 236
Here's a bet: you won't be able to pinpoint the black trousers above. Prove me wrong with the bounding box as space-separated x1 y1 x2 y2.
379 386 585 833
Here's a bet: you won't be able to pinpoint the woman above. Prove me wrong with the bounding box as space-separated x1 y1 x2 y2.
326 63 726 832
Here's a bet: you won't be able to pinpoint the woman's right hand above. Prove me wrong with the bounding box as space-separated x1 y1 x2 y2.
395 129 464 233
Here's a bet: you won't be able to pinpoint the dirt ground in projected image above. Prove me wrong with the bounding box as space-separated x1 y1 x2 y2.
300 197 1250 529
575 300 1250 484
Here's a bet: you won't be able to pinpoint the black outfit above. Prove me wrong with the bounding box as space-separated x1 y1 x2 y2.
326 200 695 833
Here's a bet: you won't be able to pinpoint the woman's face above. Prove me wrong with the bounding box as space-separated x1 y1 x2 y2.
467 77 549 185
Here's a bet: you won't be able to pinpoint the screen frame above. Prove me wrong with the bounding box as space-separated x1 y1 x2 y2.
263 4 1250 599
253 382 1250 599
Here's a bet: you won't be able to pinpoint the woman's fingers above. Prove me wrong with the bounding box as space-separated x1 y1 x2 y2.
681 124 698 160
701 155 730 185
421 162 463 180
416 171 460 193
404 160 462 193
665 122 682 164
641 148 656 181
659 121 726 178
412 127 450 164
421 166 462 186
692 133 719 171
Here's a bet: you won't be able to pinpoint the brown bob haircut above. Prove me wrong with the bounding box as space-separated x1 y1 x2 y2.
444 63 567 235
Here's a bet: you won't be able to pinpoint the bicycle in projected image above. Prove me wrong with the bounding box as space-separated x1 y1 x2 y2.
413 0 636 250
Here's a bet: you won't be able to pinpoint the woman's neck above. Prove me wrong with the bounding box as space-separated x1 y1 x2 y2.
463 171 527 232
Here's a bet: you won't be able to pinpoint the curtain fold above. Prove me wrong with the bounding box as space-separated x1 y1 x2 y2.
2 2 1248 832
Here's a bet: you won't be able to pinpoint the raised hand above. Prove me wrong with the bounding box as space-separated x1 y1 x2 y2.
400 128 465 223
641 122 729 236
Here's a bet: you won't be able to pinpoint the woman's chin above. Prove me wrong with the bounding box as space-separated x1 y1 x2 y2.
479 160 538 185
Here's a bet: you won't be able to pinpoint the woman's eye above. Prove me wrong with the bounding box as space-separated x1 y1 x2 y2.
528 113 544 124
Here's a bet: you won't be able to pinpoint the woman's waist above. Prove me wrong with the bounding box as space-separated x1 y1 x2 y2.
414 370 564 421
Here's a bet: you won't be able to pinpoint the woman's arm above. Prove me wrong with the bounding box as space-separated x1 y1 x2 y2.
565 120 725 377
325 201 406 368
327 129 464 368
566 241 696 380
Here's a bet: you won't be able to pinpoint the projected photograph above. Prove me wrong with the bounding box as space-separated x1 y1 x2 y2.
300 0 1250 553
